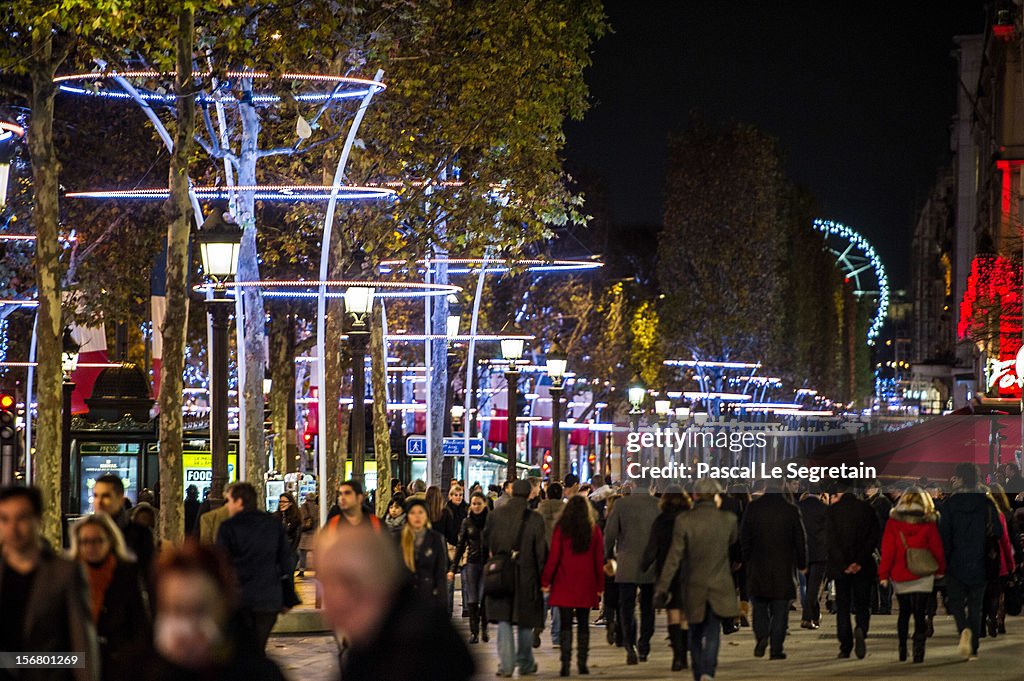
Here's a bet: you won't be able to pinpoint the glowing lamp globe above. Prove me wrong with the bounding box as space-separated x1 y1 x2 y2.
196 210 242 280
545 343 568 382
344 286 375 316
627 374 646 411
654 398 671 417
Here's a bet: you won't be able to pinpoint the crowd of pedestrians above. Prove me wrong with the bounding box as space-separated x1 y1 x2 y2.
3 459 1024 681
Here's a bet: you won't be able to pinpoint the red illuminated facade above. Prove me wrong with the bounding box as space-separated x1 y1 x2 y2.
958 254 1022 396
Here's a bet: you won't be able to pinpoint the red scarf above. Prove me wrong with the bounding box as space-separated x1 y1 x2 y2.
85 554 117 624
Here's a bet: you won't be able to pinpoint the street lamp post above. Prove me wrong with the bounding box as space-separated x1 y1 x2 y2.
61 329 79 521
545 343 568 481
654 395 671 468
196 210 242 509
501 326 526 482
627 373 646 477
345 285 374 480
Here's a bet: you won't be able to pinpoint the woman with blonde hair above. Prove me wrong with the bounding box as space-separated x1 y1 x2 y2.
68 513 151 678
878 487 945 663
401 497 448 612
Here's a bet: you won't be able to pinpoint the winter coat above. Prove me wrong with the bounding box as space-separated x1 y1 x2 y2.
536 499 564 546
541 524 605 609
604 491 660 584
216 510 292 612
938 490 1004 586
740 493 807 600
409 528 448 612
798 495 829 563
298 500 319 551
483 497 547 628
437 501 469 547
641 507 685 577
825 494 881 579
656 498 741 624
338 583 474 681
95 559 151 676
994 512 1017 577
385 512 406 538
866 492 894 538
878 505 946 583
453 511 488 567
275 508 302 553
0 548 100 681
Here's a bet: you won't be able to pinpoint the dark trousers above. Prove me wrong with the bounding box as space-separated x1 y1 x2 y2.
752 597 789 655
688 606 721 681
946 575 985 654
895 592 928 647
242 609 279 651
834 573 872 654
618 583 655 653
558 607 590 665
801 562 826 623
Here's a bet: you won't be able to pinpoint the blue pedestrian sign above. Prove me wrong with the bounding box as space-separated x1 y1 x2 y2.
405 436 485 457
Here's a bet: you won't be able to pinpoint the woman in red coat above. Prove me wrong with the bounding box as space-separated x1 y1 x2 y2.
878 487 946 664
541 495 604 677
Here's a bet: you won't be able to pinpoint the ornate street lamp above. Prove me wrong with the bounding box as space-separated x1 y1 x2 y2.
195 207 242 508
501 321 527 482
60 328 80 521
345 285 374 479
626 373 645 478
545 342 568 481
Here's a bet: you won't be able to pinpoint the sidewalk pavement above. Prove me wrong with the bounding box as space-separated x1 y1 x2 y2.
268 579 1024 681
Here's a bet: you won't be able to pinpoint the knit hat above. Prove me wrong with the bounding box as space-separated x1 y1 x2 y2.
512 480 533 498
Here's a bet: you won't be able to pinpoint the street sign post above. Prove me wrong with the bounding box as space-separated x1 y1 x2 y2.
406 436 484 457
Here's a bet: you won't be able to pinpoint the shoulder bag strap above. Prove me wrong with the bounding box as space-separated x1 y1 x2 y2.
512 509 530 556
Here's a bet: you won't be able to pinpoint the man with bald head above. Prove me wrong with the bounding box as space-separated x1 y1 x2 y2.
317 523 474 681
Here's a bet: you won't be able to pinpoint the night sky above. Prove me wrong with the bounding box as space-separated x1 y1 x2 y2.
565 2 988 288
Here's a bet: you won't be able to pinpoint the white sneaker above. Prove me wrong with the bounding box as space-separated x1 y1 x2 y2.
957 629 972 660
700 675 714 681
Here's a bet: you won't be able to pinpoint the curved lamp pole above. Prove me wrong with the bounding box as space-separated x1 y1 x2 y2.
195 211 243 509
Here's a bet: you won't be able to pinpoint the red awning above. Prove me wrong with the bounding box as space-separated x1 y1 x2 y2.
808 415 1021 480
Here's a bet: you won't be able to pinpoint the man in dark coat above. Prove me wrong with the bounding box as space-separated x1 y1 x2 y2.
0 486 100 681
483 479 547 677
604 477 660 664
216 481 294 650
797 491 829 628
320 522 474 681
740 483 807 660
939 462 1003 659
92 474 154 581
864 480 894 615
826 483 881 659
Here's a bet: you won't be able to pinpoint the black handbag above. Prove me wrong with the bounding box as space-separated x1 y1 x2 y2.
483 510 530 598
1005 573 1023 617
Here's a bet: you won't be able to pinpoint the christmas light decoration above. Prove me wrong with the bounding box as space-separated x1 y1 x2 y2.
812 219 890 345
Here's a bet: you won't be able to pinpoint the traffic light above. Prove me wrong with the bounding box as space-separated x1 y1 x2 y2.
303 432 314 451
0 393 16 484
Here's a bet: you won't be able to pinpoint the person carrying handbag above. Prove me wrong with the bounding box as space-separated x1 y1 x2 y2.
878 487 946 663
482 480 547 678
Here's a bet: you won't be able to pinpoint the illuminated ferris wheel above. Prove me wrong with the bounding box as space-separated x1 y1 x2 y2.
812 219 889 346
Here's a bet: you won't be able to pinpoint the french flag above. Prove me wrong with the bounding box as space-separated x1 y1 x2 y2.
68 322 109 414
150 244 166 399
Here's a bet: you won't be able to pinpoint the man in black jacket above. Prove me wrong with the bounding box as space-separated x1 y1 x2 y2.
0 486 100 681
864 479 893 615
825 483 881 659
92 474 154 580
320 522 474 681
740 483 807 660
797 491 829 629
216 481 293 650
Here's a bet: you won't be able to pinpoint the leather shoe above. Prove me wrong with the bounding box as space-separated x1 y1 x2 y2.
770 653 787 660
754 637 768 658
626 646 638 665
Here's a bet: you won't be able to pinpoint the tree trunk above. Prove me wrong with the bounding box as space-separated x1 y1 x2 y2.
157 6 195 542
236 98 267 489
27 33 64 546
370 310 391 516
269 312 297 473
